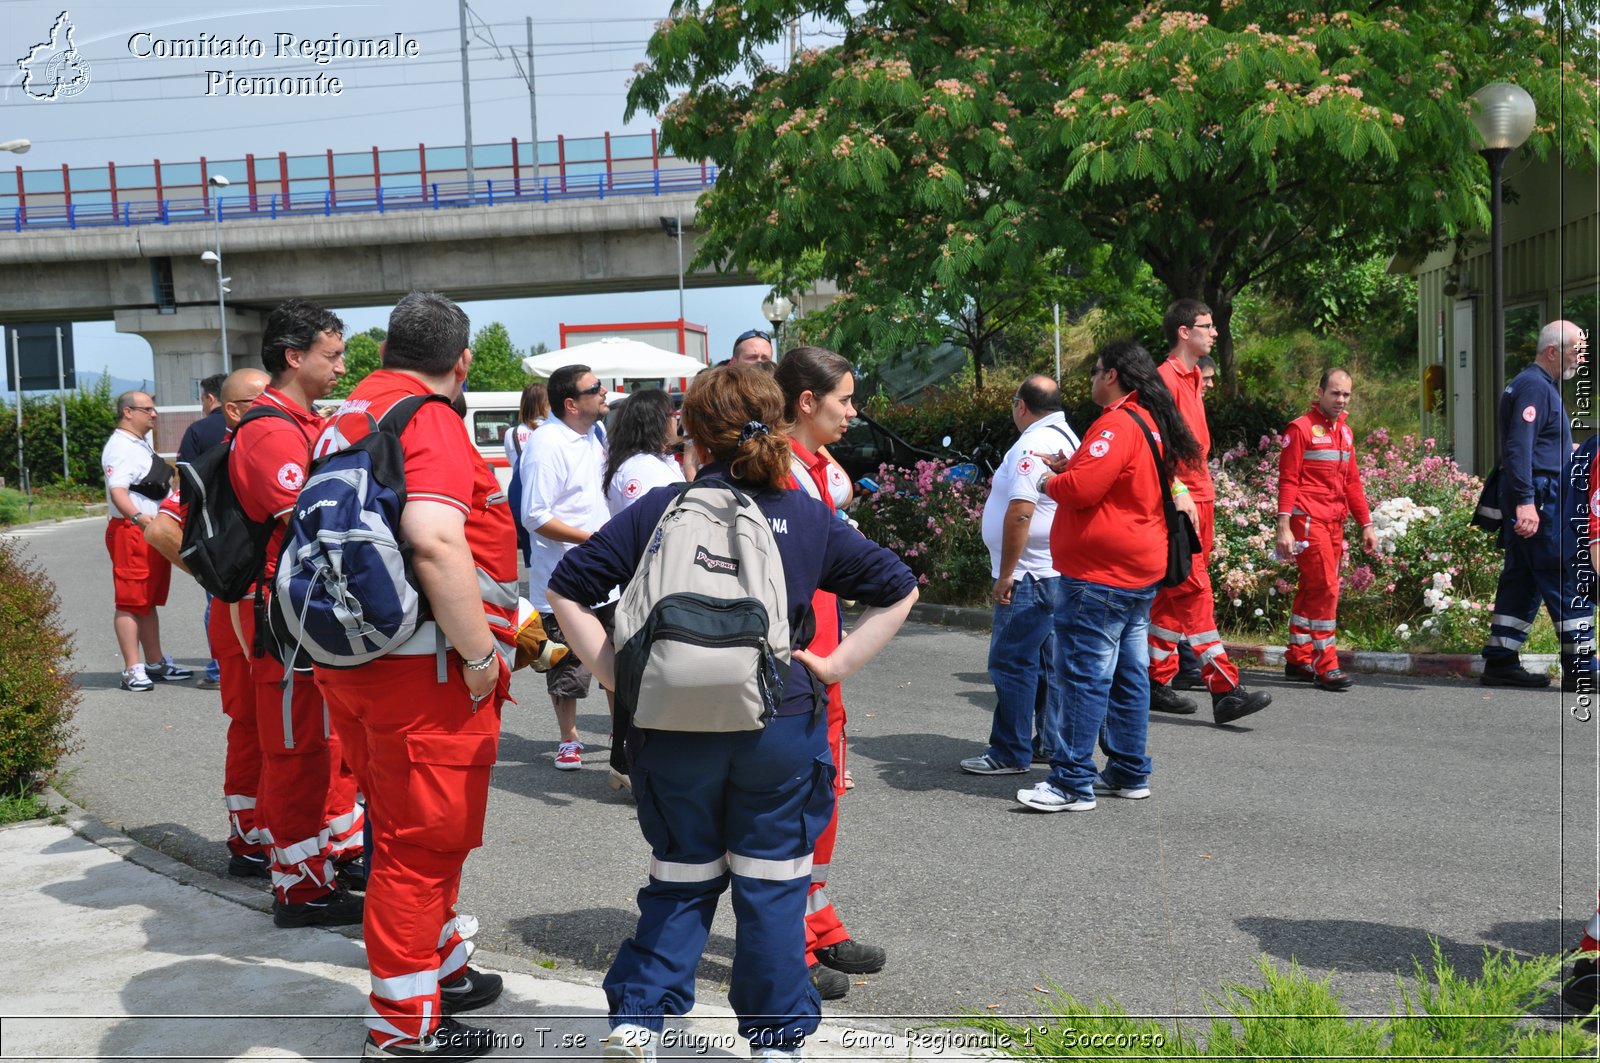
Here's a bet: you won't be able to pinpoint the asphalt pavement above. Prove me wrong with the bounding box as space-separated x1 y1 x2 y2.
7 513 1600 1057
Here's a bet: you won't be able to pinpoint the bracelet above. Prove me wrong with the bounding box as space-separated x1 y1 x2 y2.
1171 484 1189 497
462 649 498 672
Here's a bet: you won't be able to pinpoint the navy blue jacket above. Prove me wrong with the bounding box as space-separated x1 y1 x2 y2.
547 463 916 717
176 408 227 467
1498 363 1571 509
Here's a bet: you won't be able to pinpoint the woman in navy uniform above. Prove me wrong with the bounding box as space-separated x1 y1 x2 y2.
547 365 918 1062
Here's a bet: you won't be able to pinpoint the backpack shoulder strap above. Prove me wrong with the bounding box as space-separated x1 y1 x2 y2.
1123 408 1179 524
376 393 453 435
1049 422 1081 452
235 402 301 434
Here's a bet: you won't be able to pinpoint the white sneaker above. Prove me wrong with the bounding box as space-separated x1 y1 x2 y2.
1093 776 1151 800
601 1024 656 1061
120 666 153 692
1015 781 1095 812
756 1047 803 1061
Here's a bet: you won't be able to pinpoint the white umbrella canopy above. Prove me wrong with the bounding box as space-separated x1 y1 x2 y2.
522 337 709 380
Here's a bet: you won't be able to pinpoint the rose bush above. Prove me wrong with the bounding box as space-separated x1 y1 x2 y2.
1211 429 1501 651
853 459 993 605
855 428 1511 650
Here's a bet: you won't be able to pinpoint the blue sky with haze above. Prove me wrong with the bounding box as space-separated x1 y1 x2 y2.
1 0 780 394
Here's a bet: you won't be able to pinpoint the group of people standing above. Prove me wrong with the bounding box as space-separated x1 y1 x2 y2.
962 299 1383 814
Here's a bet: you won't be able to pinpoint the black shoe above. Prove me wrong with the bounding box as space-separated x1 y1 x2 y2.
363 1018 498 1059
1565 957 1599 1027
440 966 504 1014
1212 685 1272 725
1481 663 1552 688
336 856 369 893
1171 671 1204 691
815 937 886 974
809 963 849 1000
1149 681 1198 716
1315 669 1354 692
1283 662 1316 683
227 851 270 879
273 885 364 928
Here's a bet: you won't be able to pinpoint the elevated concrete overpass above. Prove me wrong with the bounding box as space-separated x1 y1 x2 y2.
0 190 759 400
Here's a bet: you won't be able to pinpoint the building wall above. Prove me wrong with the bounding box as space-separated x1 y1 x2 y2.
1413 156 1598 474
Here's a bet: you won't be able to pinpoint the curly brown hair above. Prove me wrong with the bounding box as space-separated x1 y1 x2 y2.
680 364 792 490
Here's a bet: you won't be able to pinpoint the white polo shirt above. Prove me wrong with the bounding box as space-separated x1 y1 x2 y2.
979 411 1079 580
607 452 685 517
101 428 164 520
519 417 614 611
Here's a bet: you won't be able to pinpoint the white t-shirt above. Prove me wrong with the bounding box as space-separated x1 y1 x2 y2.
101 428 164 520
608 452 685 517
519 417 614 611
979 411 1079 580
503 421 539 467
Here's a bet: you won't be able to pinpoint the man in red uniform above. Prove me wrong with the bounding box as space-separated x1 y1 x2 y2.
145 368 277 877
229 300 365 926
1147 300 1274 726
315 291 515 1060
1276 369 1378 691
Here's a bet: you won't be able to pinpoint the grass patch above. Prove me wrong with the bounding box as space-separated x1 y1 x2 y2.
0 485 101 526
961 944 1594 1058
0 782 49 824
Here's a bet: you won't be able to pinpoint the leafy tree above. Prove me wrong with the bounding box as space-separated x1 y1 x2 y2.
467 322 530 392
628 0 1598 390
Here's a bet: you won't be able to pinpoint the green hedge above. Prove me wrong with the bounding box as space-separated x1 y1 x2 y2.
0 375 118 489
0 536 79 792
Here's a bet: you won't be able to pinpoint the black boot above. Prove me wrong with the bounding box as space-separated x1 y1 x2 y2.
1212 684 1271 725
1149 681 1198 715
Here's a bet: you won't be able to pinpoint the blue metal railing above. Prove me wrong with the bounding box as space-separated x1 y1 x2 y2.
5 165 718 233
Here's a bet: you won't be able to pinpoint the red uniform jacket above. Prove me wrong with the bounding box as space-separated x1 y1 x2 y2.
1276 406 1372 526
1046 394 1168 590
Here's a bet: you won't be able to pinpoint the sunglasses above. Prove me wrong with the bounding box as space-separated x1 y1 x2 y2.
577 382 606 396
734 329 771 344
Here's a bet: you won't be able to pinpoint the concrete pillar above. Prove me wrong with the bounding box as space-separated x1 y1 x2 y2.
114 306 265 405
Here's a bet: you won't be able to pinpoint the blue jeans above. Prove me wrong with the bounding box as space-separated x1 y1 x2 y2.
203 595 220 682
986 575 1062 769
1047 576 1159 800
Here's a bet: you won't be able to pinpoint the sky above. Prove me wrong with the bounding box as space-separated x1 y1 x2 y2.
0 0 787 393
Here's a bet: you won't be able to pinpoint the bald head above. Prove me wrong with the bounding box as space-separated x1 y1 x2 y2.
220 368 270 429
1536 319 1589 381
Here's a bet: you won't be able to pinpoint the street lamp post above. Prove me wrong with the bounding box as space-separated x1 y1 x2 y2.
659 213 685 323
1469 82 1536 455
0 139 31 155
761 294 794 353
204 174 232 374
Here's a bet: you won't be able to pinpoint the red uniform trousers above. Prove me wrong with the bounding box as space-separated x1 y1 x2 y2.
209 602 264 860
1284 514 1344 677
318 654 506 1047
1148 500 1241 694
232 594 362 903
803 680 850 961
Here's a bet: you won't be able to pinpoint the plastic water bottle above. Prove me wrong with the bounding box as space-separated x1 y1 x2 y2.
1271 540 1309 562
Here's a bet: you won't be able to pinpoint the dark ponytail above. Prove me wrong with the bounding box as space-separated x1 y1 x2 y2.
1097 340 1202 476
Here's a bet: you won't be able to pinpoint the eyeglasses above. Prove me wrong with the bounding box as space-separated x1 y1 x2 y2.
577 382 606 396
1190 322 1218 332
1089 366 1106 378
1010 394 1023 405
734 329 771 345
126 405 157 413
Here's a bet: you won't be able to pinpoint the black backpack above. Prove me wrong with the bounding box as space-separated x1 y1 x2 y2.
177 404 301 603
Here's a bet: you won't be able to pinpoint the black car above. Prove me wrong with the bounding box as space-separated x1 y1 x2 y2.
827 412 942 486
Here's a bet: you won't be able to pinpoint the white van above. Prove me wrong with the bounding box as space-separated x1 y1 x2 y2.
462 391 526 489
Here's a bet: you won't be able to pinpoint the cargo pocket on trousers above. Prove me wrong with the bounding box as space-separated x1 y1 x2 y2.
632 767 677 857
800 753 838 852
397 731 499 851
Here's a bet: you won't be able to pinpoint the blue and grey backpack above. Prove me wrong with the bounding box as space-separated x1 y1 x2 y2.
270 393 450 668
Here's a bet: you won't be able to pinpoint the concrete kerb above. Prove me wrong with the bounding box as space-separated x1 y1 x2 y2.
903 602 1560 681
